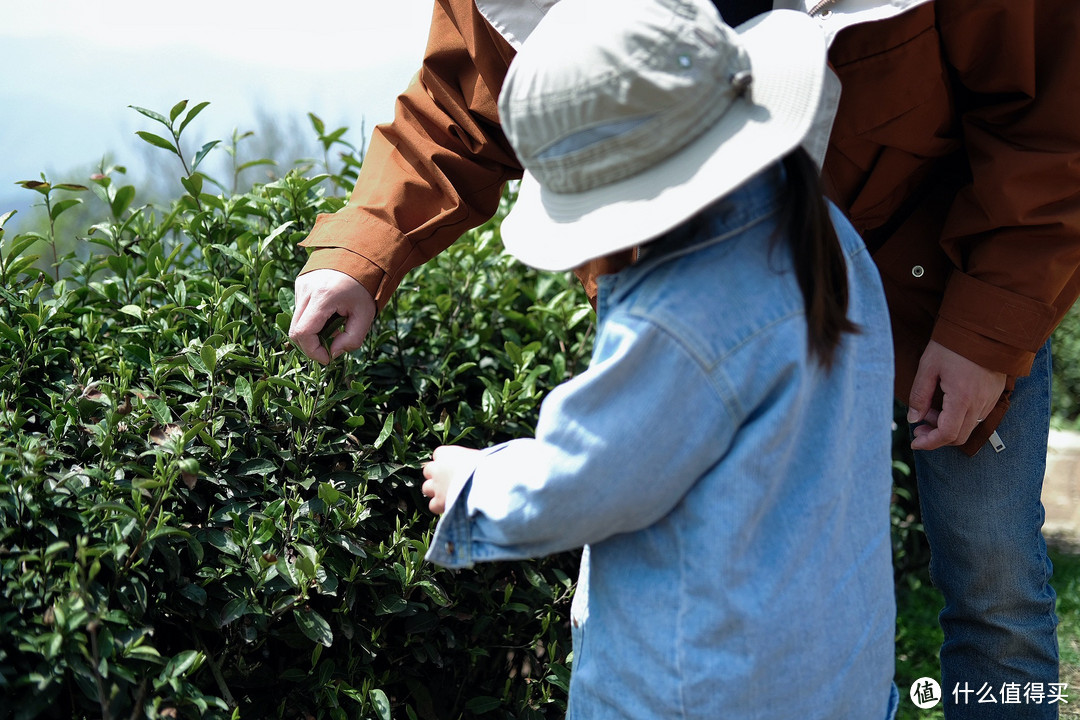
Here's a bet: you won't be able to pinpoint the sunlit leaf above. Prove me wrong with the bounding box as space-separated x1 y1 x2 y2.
294 608 333 647
374 413 394 450
220 598 249 627
129 104 170 126
370 689 391 720
118 304 143 320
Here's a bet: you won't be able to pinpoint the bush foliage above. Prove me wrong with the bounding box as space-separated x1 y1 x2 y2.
4 100 1073 720
0 102 591 719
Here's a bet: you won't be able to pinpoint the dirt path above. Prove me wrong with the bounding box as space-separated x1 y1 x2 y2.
1045 429 1080 553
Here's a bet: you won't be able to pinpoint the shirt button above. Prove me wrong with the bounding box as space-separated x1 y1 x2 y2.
911 265 925 278
818 9 832 18
445 541 455 556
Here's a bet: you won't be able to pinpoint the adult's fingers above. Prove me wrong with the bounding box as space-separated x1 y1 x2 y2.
289 269 374 363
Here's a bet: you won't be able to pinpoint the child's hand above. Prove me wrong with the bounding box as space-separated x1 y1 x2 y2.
421 445 480 514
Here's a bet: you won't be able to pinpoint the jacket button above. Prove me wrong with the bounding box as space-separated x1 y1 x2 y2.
911 265 925 278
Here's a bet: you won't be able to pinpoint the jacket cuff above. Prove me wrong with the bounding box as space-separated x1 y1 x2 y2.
426 475 477 569
298 247 389 312
932 271 1055 376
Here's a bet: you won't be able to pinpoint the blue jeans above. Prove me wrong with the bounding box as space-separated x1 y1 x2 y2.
914 340 1060 719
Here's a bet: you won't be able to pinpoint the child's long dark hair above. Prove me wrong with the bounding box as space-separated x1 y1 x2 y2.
779 147 859 369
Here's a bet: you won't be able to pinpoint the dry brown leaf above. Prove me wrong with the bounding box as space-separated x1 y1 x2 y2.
149 424 182 445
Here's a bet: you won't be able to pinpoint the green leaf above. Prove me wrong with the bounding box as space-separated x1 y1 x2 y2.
146 398 172 425
237 158 276 173
220 597 249 627
416 580 451 607
308 112 326 135
180 173 203 198
259 220 295 255
0 321 20 346
118 304 143 320
193 140 221 171
135 131 179 156
218 284 243 305
236 458 276 476
235 375 254 413
110 185 136 217
169 99 189 122
178 100 210 135
129 104 170 126
200 343 217 374
374 595 407 616
464 696 503 714
374 413 394 450
0 209 15 230
125 645 164 663
300 174 330 196
5 233 39 261
163 649 202 679
49 197 81 221
53 183 89 192
293 608 333 647
370 688 391 720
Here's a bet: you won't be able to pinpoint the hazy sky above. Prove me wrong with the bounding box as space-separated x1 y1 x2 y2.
1 1 432 229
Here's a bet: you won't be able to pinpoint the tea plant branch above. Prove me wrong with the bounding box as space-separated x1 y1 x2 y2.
194 632 237 708
117 459 178 579
87 620 114 720
14 178 88 281
125 680 147 720
130 102 217 214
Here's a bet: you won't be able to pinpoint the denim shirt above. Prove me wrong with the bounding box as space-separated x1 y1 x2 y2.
427 167 899 719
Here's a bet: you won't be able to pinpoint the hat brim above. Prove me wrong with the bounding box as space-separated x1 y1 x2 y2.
501 10 827 271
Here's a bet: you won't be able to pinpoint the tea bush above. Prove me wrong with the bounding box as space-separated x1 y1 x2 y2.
6 99 1071 720
0 102 591 720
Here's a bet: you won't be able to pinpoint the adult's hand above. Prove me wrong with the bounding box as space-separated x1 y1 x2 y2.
289 269 377 364
906 340 1006 451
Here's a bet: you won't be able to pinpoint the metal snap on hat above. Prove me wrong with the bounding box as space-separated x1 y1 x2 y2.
497 0 828 271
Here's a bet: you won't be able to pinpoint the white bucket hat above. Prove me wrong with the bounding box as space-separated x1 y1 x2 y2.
497 0 828 271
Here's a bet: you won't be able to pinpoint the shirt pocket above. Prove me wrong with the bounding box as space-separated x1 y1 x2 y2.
828 3 952 140
825 3 961 232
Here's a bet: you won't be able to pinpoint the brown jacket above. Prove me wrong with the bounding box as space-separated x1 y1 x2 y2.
300 0 1080 454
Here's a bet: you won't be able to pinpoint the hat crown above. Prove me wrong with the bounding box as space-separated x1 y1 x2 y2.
500 0 753 194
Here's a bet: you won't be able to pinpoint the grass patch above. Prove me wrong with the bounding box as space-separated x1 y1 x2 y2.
893 548 1079 720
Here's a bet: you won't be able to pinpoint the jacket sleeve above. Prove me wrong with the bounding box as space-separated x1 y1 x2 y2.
425 314 735 569
931 0 1080 376
297 0 523 311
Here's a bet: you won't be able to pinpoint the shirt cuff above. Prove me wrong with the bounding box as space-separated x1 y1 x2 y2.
424 444 511 569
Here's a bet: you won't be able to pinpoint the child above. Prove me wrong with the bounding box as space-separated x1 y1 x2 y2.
420 0 899 716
